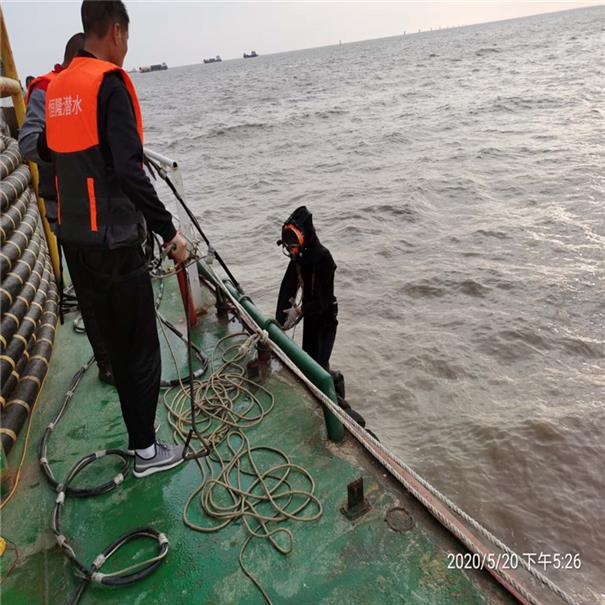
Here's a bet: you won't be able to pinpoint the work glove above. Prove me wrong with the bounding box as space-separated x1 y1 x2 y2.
282 304 301 330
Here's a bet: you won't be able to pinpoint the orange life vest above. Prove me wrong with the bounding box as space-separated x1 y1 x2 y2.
46 56 145 248
25 67 61 105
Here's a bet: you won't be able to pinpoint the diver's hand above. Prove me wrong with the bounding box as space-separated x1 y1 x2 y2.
282 304 302 330
165 232 188 265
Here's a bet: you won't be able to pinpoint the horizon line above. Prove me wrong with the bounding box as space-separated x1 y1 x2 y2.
135 2 601 71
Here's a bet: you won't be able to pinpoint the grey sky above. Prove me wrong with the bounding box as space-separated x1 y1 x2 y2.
4 1 599 79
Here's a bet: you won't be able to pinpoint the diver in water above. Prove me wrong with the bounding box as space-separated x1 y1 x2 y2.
276 206 338 370
276 207 368 430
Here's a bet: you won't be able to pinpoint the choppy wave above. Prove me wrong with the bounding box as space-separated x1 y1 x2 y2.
207 121 272 138
475 46 501 56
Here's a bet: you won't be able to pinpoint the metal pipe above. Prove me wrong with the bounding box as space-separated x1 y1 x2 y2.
144 147 178 169
0 76 21 99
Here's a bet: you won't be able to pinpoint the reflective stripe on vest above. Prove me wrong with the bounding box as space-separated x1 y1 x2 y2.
86 177 98 232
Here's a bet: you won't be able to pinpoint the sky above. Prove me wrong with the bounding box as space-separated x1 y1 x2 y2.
3 1 600 79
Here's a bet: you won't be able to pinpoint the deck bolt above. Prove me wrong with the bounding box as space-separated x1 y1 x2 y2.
341 477 371 520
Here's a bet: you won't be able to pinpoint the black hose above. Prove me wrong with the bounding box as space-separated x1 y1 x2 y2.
0 189 31 245
158 314 207 389
0 199 39 277
0 258 57 455
0 255 52 389
50 449 168 605
1 229 43 313
0 135 21 179
1 235 46 346
0 165 30 213
156 312 208 368
0 134 57 467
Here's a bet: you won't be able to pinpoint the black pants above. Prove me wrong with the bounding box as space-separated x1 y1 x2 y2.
63 245 159 449
302 319 337 371
61 254 111 369
54 218 110 368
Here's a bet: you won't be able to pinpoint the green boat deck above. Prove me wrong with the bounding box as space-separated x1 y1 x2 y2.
1 273 516 604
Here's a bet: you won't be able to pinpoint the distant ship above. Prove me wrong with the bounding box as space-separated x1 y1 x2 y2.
203 56 222 64
138 62 168 73
243 51 258 58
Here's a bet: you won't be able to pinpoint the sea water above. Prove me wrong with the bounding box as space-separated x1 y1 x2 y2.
136 6 604 602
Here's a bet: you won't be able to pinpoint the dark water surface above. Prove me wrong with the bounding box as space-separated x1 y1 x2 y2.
135 7 604 603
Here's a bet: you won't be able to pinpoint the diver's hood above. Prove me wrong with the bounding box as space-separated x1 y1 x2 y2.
282 206 319 254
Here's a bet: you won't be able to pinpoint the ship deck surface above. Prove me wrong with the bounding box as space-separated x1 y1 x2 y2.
1 274 514 605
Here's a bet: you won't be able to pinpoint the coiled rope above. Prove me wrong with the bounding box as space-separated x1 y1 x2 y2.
160 328 323 604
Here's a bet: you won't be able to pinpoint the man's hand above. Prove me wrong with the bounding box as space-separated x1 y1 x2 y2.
165 232 188 265
282 304 302 330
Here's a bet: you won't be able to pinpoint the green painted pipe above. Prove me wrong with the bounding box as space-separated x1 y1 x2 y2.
198 264 344 442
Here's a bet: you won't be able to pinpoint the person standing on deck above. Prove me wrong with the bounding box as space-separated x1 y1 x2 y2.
20 35 84 234
40 0 188 477
275 206 368 429
18 32 118 387
276 206 339 370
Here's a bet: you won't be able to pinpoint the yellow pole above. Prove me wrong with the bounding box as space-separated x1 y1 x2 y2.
1 7 61 281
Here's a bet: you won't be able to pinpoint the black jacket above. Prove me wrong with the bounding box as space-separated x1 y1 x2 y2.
276 206 338 328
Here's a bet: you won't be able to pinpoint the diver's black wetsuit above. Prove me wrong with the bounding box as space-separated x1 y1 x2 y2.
276 207 338 370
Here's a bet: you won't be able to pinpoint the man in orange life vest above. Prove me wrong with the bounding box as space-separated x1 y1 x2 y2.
40 1 188 477
19 33 118 387
20 34 84 232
